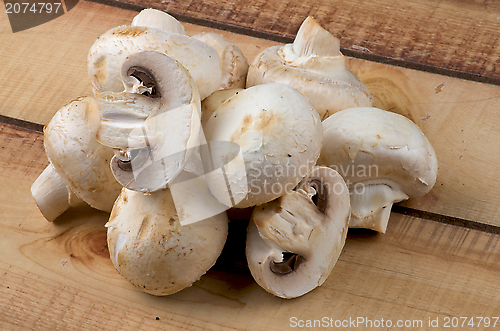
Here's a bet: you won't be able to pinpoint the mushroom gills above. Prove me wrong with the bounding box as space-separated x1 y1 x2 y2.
246 166 350 299
95 51 202 193
271 252 305 275
88 24 221 99
349 183 409 233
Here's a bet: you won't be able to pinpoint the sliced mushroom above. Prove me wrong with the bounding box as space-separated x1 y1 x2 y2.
96 50 202 193
203 83 323 208
106 186 228 296
31 97 122 221
317 107 438 233
246 16 372 121
131 8 185 35
88 24 221 100
246 166 350 299
192 32 249 90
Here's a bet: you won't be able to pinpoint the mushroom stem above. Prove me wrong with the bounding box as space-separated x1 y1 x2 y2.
131 8 185 35
349 183 409 233
292 16 341 57
31 164 85 222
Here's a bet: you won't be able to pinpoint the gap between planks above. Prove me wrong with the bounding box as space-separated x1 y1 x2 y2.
1 119 497 235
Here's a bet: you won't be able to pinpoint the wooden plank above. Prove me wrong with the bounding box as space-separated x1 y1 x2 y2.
2 124 500 331
110 0 500 83
1 1 499 225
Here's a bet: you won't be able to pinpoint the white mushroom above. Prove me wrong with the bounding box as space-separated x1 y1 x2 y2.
192 32 249 90
246 16 372 121
203 83 323 208
31 97 122 221
106 186 228 296
246 166 350 299
131 8 185 35
95 50 202 193
200 88 243 126
317 107 438 233
88 24 221 100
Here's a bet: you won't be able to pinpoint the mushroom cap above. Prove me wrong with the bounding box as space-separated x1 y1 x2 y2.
192 32 249 90
43 97 122 212
201 88 243 126
246 17 372 121
131 9 185 35
106 186 228 296
203 83 323 208
96 51 202 193
317 107 438 198
88 25 221 100
246 166 350 299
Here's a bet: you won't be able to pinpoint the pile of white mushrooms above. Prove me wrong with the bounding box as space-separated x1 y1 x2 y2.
31 10 438 299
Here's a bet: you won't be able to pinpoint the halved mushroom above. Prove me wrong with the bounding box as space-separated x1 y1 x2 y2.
317 107 438 233
31 97 122 221
203 83 323 209
106 186 228 295
88 24 221 100
192 32 249 90
131 8 185 35
246 166 350 299
95 50 202 193
246 16 372 121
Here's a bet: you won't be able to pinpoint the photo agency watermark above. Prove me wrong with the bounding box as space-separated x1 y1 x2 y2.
4 0 79 33
290 316 500 329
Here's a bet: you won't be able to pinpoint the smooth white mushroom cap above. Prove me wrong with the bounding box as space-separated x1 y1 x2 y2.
192 32 249 90
42 97 122 213
201 88 243 126
88 25 221 100
246 166 350 299
203 83 323 208
317 107 438 232
106 186 228 296
131 9 185 35
246 16 372 121
95 51 202 193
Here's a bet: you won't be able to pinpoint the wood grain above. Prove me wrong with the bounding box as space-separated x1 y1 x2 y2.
109 0 500 83
2 124 500 331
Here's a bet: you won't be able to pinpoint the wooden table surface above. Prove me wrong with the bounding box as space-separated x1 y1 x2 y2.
1 0 500 330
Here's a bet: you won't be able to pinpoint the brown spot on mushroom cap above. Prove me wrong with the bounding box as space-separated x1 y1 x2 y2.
256 108 277 131
111 26 148 37
230 109 283 144
242 113 253 128
229 114 253 142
